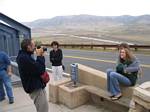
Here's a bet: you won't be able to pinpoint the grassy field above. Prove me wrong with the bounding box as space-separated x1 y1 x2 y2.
33 35 111 45
32 25 150 45
33 33 150 45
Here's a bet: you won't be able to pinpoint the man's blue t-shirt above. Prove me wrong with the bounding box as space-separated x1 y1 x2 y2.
0 51 11 71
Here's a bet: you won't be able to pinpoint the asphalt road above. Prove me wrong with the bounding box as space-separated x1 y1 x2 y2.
45 49 150 84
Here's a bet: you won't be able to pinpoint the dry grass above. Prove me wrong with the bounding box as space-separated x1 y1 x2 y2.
33 36 110 45
32 27 150 45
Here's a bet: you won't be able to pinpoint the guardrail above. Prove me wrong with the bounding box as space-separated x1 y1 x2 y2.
42 44 150 51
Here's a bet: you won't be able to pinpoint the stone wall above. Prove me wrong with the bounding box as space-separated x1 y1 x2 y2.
49 64 137 110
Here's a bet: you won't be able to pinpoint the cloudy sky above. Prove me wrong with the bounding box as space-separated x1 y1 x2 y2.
0 0 150 22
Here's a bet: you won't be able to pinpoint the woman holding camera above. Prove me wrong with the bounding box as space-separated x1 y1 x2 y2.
49 41 63 81
107 47 140 100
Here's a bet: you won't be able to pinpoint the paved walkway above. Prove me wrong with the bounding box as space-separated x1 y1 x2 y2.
0 86 110 112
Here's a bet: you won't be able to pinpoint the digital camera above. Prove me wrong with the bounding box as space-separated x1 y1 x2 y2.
36 45 47 52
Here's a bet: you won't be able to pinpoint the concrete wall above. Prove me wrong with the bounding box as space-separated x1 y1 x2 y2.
49 78 71 103
49 63 136 110
78 64 107 90
78 64 134 98
58 83 90 109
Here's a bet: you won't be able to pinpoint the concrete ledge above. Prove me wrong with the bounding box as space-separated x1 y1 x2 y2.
139 81 150 89
78 64 135 98
49 78 71 103
131 81 150 110
134 87 150 103
78 64 107 90
58 82 90 109
121 86 135 99
85 85 131 108
48 64 137 110
133 96 150 110
90 94 129 112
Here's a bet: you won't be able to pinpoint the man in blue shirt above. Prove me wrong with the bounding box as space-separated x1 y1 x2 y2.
0 51 14 104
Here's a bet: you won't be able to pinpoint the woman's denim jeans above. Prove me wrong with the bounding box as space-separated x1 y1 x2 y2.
106 69 131 96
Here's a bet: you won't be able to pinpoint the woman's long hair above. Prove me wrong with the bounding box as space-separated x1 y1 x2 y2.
119 48 135 63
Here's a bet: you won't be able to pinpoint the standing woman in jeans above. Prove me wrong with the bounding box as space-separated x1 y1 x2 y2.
107 47 140 100
50 41 63 81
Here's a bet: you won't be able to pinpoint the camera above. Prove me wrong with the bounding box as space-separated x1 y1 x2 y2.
36 45 47 52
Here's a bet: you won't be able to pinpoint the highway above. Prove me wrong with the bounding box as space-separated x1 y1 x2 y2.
45 49 150 84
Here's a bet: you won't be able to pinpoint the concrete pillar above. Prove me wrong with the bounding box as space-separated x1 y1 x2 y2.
129 81 150 112
58 82 90 109
49 78 71 103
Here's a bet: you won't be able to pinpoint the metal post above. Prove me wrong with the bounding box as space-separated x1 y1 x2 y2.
70 63 78 87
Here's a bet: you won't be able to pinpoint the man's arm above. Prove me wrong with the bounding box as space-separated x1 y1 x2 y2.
3 52 12 76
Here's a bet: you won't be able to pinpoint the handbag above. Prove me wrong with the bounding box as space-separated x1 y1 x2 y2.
41 71 50 84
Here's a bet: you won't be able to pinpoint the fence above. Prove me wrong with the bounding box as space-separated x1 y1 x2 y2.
42 44 150 51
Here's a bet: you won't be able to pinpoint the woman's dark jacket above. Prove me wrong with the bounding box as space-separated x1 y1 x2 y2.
116 58 140 86
49 49 63 66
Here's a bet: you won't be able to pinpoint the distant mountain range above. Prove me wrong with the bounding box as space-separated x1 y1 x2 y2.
23 14 150 28
22 14 150 45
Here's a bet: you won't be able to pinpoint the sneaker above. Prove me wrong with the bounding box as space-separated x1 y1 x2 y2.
111 94 122 101
9 98 14 104
0 97 5 102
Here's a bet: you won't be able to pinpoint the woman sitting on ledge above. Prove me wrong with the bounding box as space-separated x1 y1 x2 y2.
107 47 140 100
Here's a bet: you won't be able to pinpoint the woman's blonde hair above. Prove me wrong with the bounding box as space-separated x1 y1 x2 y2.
119 48 135 62
119 48 143 78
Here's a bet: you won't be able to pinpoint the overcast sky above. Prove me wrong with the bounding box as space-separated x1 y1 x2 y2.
0 0 150 22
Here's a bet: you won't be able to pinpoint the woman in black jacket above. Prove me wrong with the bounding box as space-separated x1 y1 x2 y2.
50 41 63 81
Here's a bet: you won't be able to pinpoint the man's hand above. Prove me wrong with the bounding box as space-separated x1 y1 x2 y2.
7 65 13 76
8 72 13 76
